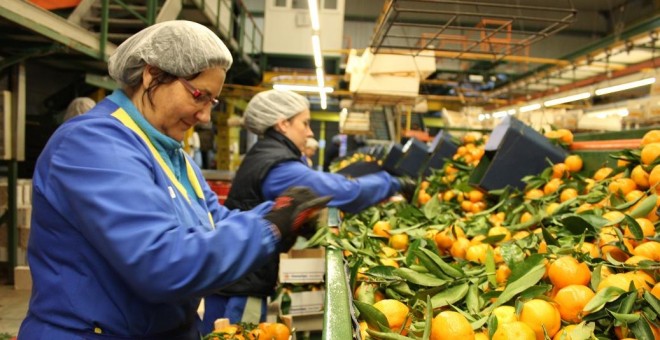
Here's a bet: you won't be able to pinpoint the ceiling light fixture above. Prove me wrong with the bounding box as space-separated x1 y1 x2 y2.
544 92 591 107
519 103 541 113
594 77 656 96
307 0 326 109
273 84 334 93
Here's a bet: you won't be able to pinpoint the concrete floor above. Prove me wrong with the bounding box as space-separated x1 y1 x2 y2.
0 285 29 338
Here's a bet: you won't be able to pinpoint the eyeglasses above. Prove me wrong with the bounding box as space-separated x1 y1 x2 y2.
178 78 219 109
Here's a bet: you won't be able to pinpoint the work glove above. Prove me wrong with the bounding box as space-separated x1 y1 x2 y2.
264 187 332 245
396 177 417 203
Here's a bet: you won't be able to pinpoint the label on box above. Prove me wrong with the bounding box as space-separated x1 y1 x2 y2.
279 257 325 283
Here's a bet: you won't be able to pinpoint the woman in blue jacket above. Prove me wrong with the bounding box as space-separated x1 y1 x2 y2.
18 21 327 340
200 89 415 333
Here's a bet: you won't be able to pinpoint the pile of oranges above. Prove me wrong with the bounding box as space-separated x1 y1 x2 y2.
334 129 660 340
205 321 290 340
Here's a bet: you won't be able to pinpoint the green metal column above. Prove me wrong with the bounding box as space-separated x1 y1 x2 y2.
318 121 326 171
7 159 17 283
215 104 232 170
323 208 352 339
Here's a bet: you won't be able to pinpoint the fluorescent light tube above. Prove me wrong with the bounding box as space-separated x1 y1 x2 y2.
492 110 508 118
544 92 591 107
320 92 327 110
312 35 322 67
315 67 325 88
308 0 320 30
273 84 333 93
595 77 656 96
519 103 541 113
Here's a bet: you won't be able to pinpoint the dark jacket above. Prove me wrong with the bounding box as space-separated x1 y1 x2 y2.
219 129 303 296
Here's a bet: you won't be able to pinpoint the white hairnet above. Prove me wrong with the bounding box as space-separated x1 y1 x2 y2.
243 90 310 135
108 20 233 87
64 97 96 121
306 138 319 149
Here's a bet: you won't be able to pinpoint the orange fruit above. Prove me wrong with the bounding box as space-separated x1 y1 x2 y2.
520 211 533 224
420 181 430 190
434 229 455 250
544 178 562 195
553 325 577 340
465 243 493 264
559 188 578 203
556 129 574 144
597 273 644 297
641 142 660 165
577 242 601 258
389 233 409 251
624 255 653 266
633 241 660 261
496 264 512 285
608 178 637 197
373 221 391 238
631 165 650 189
450 237 471 259
565 155 583 173
553 285 595 323
650 165 660 192
652 282 660 299
548 256 591 289
593 167 613 181
267 323 290 340
519 299 561 340
525 189 544 200
430 311 475 340
552 163 568 179
468 189 485 202
488 226 512 243
492 321 536 340
373 299 410 333
246 328 267 340
418 190 432 205
624 218 655 246
642 130 660 146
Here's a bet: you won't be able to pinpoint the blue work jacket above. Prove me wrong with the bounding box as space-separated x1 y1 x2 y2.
18 94 278 339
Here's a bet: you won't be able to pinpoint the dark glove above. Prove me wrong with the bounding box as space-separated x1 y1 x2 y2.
264 187 332 242
396 177 417 203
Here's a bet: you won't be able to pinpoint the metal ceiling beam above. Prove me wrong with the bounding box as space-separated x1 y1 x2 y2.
0 0 116 61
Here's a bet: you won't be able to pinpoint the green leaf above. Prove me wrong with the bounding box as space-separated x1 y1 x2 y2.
499 243 526 267
430 283 469 308
485 247 497 288
509 254 545 283
354 300 390 332
365 266 400 281
466 284 480 314
393 268 448 287
390 281 415 297
574 213 611 228
480 234 506 244
629 194 658 218
609 310 640 323
542 227 560 246
560 215 595 235
417 248 465 278
489 258 545 310
590 264 603 295
487 314 498 340
617 291 637 314
583 286 626 313
405 239 423 267
422 194 442 220
366 329 416 340
422 295 432 340
630 317 655 340
620 215 643 241
643 291 660 315
519 285 552 300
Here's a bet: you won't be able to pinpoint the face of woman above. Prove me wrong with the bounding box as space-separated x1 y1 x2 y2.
279 110 314 153
143 66 226 141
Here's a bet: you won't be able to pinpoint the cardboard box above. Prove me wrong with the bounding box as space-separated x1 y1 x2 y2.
279 248 325 284
396 138 430 178
422 131 459 178
469 116 567 191
280 312 324 332
286 290 325 315
18 227 30 249
14 265 32 290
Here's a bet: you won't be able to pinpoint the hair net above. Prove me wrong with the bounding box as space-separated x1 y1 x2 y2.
108 20 233 87
243 90 310 135
64 97 96 121
306 138 319 149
